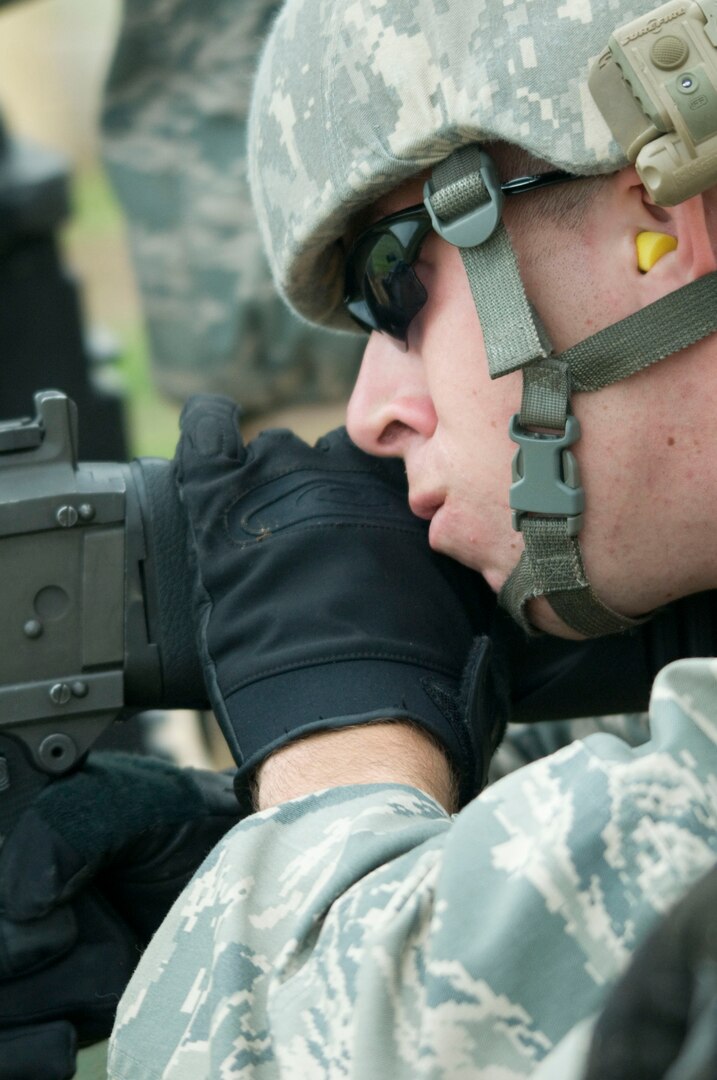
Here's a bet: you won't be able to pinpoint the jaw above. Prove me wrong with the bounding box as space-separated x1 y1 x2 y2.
427 498 521 592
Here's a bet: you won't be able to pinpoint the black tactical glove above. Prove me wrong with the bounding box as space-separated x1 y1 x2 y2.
0 752 241 1080
583 862 717 1080
174 395 503 811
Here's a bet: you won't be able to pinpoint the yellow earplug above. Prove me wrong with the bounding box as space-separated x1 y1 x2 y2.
636 231 678 272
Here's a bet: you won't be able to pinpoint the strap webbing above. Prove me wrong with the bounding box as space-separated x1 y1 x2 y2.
519 358 570 429
563 272 717 392
430 148 551 377
507 359 640 636
499 520 643 636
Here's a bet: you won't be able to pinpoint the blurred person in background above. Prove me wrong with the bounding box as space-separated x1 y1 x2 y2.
101 0 363 417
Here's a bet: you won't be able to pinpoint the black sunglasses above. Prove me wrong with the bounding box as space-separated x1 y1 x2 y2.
344 170 583 347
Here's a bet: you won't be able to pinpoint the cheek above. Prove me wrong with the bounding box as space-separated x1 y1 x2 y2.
417 243 527 583
430 412 523 585
440 369 523 492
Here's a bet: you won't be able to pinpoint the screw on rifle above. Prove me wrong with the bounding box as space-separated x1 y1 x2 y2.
79 504 95 521
49 682 72 706
23 619 43 639
56 505 79 528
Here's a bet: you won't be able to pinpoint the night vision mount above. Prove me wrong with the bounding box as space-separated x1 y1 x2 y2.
590 0 717 205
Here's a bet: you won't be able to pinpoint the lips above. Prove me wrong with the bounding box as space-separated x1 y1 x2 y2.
408 493 445 521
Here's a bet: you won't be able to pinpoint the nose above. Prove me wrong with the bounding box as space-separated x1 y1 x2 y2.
346 332 437 457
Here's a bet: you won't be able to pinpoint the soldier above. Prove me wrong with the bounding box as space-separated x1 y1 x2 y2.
106 0 717 1077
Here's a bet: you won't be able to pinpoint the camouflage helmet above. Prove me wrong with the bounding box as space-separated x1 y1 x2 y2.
246 0 659 331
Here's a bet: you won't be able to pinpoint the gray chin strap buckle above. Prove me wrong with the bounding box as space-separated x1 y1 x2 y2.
508 413 585 536
502 409 641 637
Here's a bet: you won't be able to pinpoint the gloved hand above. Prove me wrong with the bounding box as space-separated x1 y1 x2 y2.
174 394 503 811
583 862 717 1080
0 752 241 1080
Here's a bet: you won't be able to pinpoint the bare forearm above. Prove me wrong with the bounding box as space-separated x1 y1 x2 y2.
255 721 458 813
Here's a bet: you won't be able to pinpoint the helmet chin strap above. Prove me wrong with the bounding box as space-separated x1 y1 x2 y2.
425 145 717 637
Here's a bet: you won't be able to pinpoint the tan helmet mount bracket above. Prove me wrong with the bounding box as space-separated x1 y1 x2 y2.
590 0 717 205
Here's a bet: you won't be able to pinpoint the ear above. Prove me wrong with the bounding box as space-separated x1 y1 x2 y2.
615 166 717 300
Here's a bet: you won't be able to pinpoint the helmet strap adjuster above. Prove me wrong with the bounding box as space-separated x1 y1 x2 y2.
509 413 585 537
423 150 504 248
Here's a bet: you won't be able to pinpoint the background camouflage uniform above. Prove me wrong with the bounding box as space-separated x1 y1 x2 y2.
109 660 717 1079
101 0 363 414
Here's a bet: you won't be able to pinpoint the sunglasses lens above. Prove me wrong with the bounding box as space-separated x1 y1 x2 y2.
345 211 429 343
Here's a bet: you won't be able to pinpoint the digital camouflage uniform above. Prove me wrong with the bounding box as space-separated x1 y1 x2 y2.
109 661 717 1078
101 0 362 413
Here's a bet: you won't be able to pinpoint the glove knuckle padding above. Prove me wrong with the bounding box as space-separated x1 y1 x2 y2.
175 398 498 803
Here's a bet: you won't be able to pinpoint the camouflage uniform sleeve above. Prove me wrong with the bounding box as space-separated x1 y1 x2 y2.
108 658 717 1080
